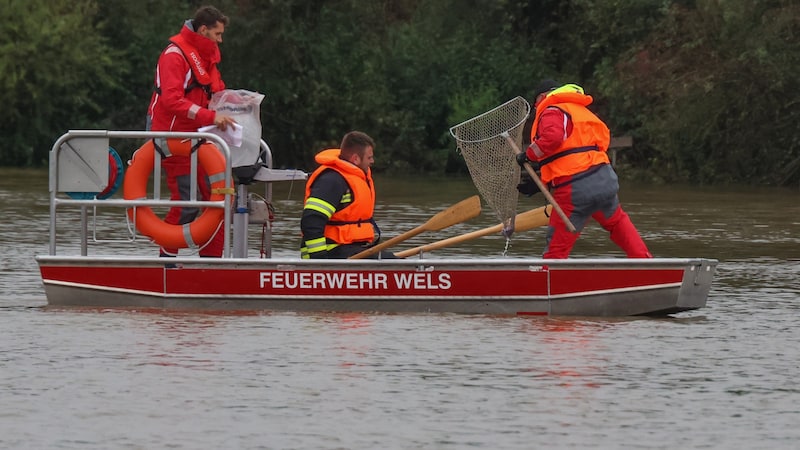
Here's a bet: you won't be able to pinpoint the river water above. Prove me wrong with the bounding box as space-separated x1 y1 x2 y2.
1 167 799 449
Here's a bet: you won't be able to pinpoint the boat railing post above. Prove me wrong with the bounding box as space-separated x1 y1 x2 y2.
261 139 273 258
48 130 107 256
187 131 233 258
222 138 232 258
189 149 198 202
185 131 233 258
232 183 249 258
80 205 89 256
48 133 63 256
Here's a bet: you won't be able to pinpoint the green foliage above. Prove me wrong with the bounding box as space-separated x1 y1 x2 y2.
221 0 545 173
93 0 191 132
0 0 121 165
2 0 798 186
613 0 800 184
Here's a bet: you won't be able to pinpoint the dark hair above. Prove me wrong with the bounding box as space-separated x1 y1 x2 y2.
192 5 229 29
340 131 375 159
533 79 560 100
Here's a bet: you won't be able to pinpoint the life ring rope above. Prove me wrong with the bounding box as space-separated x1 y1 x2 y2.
123 138 231 249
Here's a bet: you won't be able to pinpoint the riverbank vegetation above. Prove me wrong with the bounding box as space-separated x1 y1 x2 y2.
2 0 797 185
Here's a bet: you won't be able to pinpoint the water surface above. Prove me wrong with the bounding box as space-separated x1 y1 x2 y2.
1 168 799 449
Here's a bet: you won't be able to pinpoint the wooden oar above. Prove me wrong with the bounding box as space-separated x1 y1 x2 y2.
502 133 577 232
395 205 552 258
349 195 482 260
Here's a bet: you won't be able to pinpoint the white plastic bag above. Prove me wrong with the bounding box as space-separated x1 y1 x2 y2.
197 123 243 148
208 89 265 168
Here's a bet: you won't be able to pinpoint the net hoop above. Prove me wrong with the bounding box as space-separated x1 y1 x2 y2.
449 97 531 144
449 97 532 239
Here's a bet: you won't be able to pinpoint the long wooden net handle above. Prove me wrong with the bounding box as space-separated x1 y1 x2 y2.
503 134 577 233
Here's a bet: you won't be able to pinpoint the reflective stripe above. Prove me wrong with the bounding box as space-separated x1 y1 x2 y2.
182 224 197 248
208 171 225 184
154 137 172 157
300 241 339 259
304 237 328 253
341 192 352 203
188 104 200 120
301 237 337 259
532 144 545 159
304 197 336 218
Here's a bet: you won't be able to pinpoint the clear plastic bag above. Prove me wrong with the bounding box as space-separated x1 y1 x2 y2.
208 89 265 168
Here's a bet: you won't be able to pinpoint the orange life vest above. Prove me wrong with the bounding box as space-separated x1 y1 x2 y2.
530 91 610 184
304 149 376 244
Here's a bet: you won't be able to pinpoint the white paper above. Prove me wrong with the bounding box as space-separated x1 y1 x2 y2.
198 123 243 148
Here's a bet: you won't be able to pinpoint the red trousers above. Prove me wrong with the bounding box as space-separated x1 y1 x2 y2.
161 156 223 257
543 164 651 259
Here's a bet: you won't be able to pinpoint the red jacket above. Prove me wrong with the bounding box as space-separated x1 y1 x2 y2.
147 21 225 132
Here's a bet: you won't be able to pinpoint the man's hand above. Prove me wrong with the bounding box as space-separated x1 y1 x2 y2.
515 151 531 167
213 113 237 131
516 147 541 170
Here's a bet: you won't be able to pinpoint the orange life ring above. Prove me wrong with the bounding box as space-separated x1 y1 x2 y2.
123 139 231 249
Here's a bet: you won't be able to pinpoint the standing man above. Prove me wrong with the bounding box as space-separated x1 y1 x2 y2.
517 80 652 259
300 131 395 259
147 5 236 257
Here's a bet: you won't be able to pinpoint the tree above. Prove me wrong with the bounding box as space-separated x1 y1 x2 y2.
0 0 121 165
612 0 800 184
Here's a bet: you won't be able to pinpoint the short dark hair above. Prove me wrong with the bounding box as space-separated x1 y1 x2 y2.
340 131 375 159
533 79 560 100
192 5 229 29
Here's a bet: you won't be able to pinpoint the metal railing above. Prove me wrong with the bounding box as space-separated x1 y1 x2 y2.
48 130 234 257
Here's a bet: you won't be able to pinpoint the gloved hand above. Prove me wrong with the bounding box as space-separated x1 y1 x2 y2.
515 151 541 171
516 173 540 197
515 151 531 167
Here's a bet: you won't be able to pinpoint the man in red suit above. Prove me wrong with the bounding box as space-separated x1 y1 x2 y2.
518 80 651 259
146 5 236 257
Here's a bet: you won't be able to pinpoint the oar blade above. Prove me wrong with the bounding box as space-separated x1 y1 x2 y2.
422 195 481 231
514 205 552 231
349 195 482 260
395 205 551 258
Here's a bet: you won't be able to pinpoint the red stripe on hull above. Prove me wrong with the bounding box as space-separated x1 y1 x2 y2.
548 268 683 295
40 266 164 293
39 265 683 299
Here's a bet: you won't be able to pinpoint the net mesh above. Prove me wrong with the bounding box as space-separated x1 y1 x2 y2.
449 97 531 237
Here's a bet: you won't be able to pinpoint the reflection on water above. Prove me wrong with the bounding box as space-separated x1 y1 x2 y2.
1 168 799 448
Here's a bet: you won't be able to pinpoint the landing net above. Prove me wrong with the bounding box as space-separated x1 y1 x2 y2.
449 96 531 237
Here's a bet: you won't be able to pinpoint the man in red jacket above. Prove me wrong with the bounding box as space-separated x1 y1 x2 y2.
146 5 236 257
517 80 651 259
